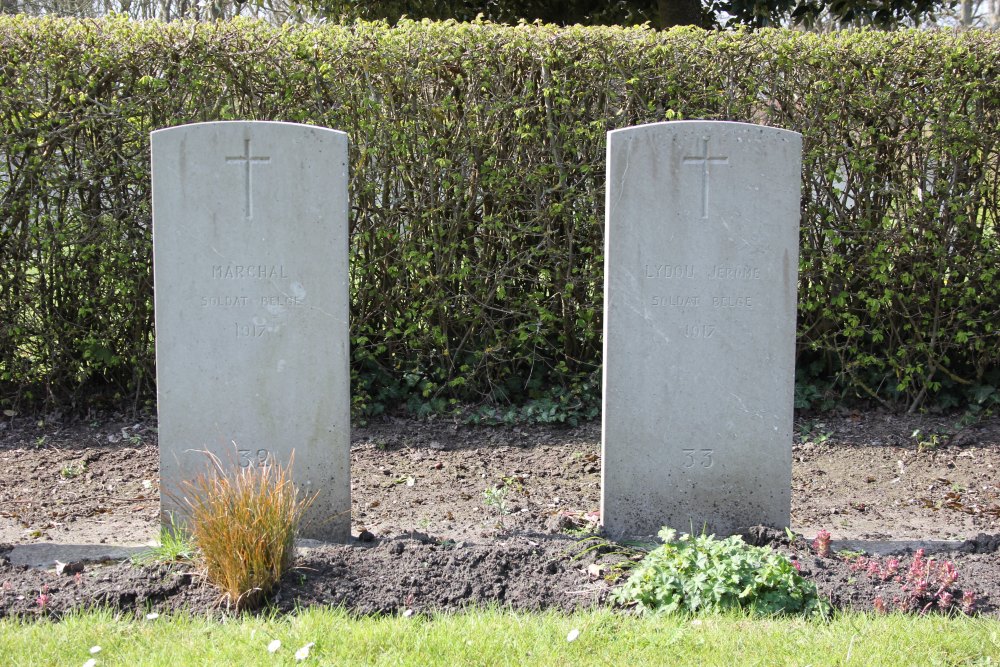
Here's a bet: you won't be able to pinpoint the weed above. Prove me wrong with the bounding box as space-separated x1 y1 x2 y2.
35 585 49 612
812 530 832 558
500 475 524 493
783 527 802 548
612 528 830 617
177 450 315 611
569 536 647 583
797 420 833 445
59 461 87 479
482 485 510 530
911 429 946 452
132 521 196 566
954 386 998 429
848 548 976 615
463 379 600 427
555 509 601 536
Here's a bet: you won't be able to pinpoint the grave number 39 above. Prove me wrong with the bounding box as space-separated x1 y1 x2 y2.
682 449 714 469
238 448 272 469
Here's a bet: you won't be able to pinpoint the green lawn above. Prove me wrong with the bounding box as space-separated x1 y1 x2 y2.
1 607 998 666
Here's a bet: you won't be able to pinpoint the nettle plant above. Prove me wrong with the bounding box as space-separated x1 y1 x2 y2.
613 528 829 617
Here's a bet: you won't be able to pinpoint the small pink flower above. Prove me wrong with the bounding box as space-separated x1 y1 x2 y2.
873 595 888 614
961 591 976 614
791 559 801 572
938 591 954 609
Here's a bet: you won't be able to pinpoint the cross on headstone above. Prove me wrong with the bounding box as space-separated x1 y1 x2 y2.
226 139 271 220
683 136 729 219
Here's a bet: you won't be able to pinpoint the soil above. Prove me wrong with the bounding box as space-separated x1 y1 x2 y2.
1 410 999 619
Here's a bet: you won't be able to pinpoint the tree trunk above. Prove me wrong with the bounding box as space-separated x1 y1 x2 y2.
961 0 973 24
658 0 703 27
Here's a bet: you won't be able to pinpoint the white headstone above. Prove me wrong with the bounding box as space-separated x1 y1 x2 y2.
601 121 801 538
152 121 351 542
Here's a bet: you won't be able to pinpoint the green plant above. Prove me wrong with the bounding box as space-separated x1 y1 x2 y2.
797 421 833 446
483 485 511 530
569 536 647 582
178 450 315 611
912 429 945 453
954 385 998 430
59 461 86 479
612 528 830 617
132 522 196 565
0 19 997 416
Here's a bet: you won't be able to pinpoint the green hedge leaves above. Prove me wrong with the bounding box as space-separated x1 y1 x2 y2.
0 17 997 414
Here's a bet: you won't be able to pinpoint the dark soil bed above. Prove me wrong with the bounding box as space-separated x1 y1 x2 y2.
1 410 999 619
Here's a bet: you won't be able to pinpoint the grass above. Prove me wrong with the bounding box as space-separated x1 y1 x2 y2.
176 450 315 610
130 524 196 566
0 607 997 666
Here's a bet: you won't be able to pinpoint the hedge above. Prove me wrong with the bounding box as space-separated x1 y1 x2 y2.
0 17 997 416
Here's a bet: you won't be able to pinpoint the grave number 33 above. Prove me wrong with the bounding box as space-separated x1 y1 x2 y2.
682 449 714 469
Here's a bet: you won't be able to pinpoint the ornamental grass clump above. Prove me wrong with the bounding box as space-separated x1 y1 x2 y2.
612 528 829 617
180 451 315 611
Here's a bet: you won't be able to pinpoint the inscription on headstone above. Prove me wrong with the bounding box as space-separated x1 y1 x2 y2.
152 121 351 542
601 121 801 537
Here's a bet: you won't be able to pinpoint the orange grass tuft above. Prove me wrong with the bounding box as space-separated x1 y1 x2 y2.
179 450 315 610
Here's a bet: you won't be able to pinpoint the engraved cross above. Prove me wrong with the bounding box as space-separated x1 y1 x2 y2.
683 136 729 219
226 139 271 220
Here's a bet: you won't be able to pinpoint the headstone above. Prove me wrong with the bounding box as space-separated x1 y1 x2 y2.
152 121 351 542
601 121 801 538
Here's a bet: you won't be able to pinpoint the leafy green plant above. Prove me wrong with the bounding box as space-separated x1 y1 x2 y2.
612 528 830 617
178 450 315 611
59 461 87 479
0 19 997 416
911 429 945 453
483 483 512 530
797 421 833 446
